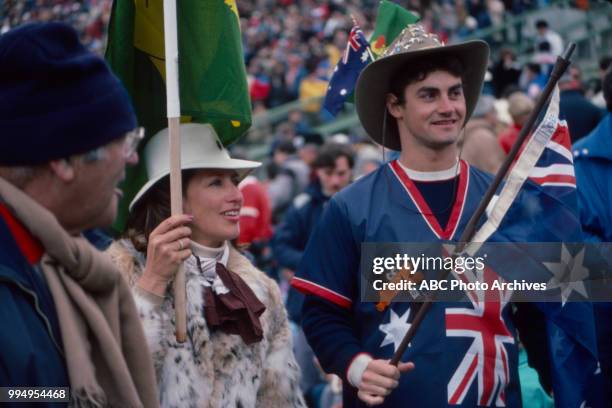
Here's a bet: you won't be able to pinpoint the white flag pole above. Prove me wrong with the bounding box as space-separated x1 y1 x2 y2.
163 0 186 342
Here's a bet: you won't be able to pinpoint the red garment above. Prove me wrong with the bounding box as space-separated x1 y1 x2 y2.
498 123 522 154
238 176 273 245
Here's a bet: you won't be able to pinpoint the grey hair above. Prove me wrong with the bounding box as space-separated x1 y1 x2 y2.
0 166 41 189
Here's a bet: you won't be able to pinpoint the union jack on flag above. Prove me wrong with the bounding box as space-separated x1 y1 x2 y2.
445 265 514 406
462 86 603 407
322 25 372 116
528 120 575 190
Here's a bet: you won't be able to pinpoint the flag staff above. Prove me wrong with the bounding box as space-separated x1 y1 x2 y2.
163 0 187 342
390 43 576 365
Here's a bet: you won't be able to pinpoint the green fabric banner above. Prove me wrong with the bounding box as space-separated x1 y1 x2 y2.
105 0 252 232
370 0 419 58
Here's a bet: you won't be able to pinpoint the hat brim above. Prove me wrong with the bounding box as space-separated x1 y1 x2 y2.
128 158 260 212
355 40 490 151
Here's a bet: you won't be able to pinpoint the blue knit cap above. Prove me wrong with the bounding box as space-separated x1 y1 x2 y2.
0 22 137 165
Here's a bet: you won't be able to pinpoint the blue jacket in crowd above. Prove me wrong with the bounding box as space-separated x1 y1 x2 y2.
560 89 605 143
574 113 612 241
574 112 612 403
272 180 329 322
0 204 68 407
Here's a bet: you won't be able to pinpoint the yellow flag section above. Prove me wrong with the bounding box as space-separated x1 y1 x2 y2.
133 0 165 78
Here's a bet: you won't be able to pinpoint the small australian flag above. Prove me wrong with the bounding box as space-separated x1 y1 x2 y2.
323 25 373 116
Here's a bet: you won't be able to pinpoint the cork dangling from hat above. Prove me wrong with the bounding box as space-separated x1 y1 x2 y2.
355 24 490 150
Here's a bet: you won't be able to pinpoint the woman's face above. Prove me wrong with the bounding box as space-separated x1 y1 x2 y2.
183 169 243 247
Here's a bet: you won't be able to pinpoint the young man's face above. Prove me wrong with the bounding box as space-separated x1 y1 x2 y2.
316 156 352 196
388 70 466 151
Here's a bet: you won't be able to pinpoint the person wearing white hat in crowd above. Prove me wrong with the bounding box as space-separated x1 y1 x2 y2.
107 123 306 407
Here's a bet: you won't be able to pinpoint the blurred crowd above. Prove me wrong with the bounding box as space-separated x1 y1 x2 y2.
4 0 584 116
2 0 112 54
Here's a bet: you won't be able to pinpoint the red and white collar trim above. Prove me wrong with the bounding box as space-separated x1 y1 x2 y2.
396 160 460 181
389 159 470 240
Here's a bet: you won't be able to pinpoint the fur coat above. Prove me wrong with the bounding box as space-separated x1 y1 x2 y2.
107 240 306 408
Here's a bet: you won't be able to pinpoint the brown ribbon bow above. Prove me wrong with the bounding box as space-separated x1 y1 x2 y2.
202 263 266 344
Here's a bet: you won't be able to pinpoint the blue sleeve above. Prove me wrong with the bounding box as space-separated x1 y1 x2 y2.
302 296 365 382
293 198 364 380
272 206 306 271
293 198 358 310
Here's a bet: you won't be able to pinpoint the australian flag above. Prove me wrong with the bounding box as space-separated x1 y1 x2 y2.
323 25 372 117
466 86 604 407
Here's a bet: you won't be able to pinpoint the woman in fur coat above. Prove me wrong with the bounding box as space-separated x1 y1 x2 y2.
107 123 305 408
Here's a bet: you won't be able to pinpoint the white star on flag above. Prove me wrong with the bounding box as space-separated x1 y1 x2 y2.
361 51 369 63
339 89 347 96
544 244 589 306
379 307 411 352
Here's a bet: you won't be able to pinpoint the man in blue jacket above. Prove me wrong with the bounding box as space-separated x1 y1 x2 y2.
0 23 158 407
573 66 612 402
273 142 354 322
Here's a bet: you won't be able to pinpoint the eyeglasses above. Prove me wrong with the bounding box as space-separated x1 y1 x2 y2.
123 126 145 158
81 127 145 162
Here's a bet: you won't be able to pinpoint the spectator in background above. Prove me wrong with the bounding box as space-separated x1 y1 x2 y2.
499 91 535 154
491 48 522 98
462 95 506 174
354 141 384 179
267 59 292 108
285 51 307 101
534 19 564 56
532 41 555 76
272 142 354 408
521 62 547 99
559 68 605 143
267 140 311 222
295 132 325 184
591 56 612 109
573 66 612 403
299 57 329 126
238 174 273 247
288 109 313 136
273 142 354 321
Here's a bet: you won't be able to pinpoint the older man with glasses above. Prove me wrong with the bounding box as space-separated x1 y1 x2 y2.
0 22 158 408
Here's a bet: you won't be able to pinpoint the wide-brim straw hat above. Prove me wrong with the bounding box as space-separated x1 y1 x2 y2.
355 24 490 151
129 123 260 211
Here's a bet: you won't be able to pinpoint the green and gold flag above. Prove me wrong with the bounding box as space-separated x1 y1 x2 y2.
105 0 252 232
370 0 419 58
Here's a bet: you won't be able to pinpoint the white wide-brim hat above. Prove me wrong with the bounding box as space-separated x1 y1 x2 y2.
129 123 260 211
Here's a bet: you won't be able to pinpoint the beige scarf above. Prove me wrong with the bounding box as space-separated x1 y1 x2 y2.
0 178 159 408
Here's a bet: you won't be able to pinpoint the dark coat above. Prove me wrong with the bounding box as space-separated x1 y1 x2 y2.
560 89 605 143
272 181 329 322
0 204 68 407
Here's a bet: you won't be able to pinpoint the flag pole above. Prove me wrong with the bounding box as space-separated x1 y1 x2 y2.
389 43 576 366
163 0 187 343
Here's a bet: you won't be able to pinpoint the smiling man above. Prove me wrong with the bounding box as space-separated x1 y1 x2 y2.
291 25 544 407
0 23 158 407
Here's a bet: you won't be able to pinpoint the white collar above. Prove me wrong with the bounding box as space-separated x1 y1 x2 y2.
190 240 229 267
397 160 459 181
